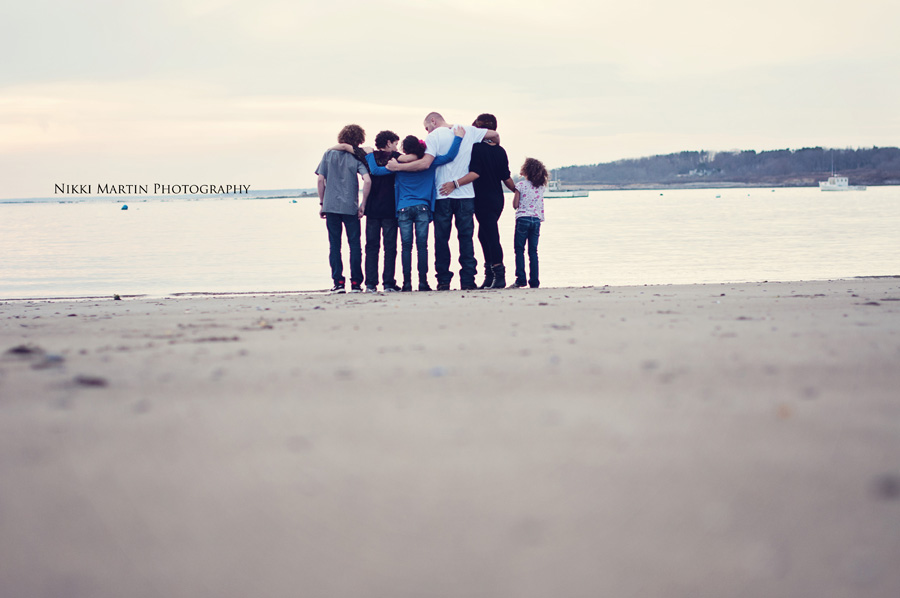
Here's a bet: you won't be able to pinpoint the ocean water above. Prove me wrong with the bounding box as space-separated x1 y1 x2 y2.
1 187 898 299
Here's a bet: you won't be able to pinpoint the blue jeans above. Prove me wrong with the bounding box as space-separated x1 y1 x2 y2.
433 198 477 287
397 204 431 286
365 217 398 288
325 213 362 285
514 217 541 288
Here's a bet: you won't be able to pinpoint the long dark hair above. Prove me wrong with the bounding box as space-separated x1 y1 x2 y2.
401 135 426 159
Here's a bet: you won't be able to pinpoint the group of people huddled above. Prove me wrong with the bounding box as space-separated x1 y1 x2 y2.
315 111 546 293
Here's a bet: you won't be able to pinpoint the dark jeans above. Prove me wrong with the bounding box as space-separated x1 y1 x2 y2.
325 213 362 285
365 217 398 288
433 198 476 287
513 217 541 288
397 204 430 286
475 198 504 267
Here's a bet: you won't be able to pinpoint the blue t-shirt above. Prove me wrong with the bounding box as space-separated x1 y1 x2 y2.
367 136 462 215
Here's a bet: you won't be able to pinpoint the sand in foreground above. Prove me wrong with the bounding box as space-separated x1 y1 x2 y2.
1 279 899 598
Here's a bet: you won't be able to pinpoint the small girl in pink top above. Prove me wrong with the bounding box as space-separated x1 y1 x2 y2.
510 158 548 288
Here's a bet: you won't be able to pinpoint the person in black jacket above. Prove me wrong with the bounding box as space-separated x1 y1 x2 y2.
439 113 515 288
363 130 402 292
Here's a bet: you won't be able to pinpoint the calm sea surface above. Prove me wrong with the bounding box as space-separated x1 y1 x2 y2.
1 187 898 299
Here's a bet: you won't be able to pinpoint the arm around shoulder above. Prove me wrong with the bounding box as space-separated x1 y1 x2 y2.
432 136 462 167
365 154 391 176
390 153 435 172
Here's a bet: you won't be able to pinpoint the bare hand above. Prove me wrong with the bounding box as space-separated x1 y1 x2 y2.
439 182 455 196
453 125 465 138
319 207 326 219
357 206 365 219
386 158 400 172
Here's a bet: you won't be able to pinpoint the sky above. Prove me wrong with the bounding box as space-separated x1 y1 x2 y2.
2 0 898 199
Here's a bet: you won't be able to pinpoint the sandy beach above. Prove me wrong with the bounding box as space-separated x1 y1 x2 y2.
1 278 899 597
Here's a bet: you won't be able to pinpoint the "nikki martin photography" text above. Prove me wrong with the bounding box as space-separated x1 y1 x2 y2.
54 183 252 195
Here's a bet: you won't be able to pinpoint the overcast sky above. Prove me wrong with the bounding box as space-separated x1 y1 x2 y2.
2 0 898 199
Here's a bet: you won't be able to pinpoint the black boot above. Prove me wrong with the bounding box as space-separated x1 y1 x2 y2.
489 264 506 289
478 262 494 289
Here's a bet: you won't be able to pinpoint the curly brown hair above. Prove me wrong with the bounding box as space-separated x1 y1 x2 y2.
520 157 548 188
374 130 399 150
337 124 365 146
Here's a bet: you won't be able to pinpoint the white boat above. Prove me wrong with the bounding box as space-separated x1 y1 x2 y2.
819 175 866 191
819 156 865 191
545 178 589 198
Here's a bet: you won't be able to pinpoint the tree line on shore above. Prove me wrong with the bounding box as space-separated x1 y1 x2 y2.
557 146 900 187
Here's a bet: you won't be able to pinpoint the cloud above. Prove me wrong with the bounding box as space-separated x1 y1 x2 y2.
1 0 898 198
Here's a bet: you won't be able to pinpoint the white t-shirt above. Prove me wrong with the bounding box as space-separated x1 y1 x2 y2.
424 125 487 199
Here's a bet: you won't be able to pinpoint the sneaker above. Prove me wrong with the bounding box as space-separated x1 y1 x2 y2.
350 282 362 293
418 282 433 292
460 283 478 291
330 282 346 294
436 282 451 291
507 281 526 289
401 283 413 292
383 284 402 293
366 286 379 293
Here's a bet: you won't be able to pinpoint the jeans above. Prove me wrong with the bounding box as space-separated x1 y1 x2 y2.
475 198 504 267
397 204 431 286
513 217 541 288
433 198 477 287
365 217 398 288
325 213 362 285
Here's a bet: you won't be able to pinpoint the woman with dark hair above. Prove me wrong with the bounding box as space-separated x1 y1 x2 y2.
438 113 515 289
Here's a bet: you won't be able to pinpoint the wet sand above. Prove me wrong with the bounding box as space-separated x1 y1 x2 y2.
1 279 899 597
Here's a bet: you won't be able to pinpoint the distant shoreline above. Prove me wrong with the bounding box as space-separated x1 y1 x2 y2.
555 147 900 190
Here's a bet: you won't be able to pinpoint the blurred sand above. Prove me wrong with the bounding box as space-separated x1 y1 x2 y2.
1 279 899 597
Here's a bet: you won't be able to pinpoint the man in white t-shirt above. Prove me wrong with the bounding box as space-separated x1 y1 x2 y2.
387 111 499 290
